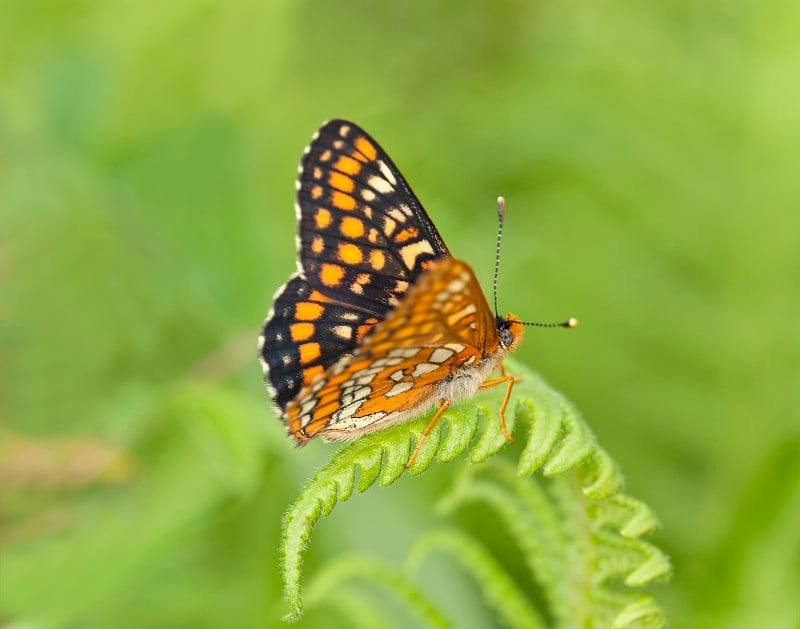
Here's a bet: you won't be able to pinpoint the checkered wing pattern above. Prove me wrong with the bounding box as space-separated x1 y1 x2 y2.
285 257 500 442
261 119 452 419
297 119 450 314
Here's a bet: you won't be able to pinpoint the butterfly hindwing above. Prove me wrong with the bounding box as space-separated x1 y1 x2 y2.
260 274 382 413
285 258 500 441
297 119 451 315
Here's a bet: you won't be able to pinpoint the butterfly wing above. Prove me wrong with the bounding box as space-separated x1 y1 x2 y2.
285 257 501 442
259 274 381 413
297 119 451 315
262 119 452 418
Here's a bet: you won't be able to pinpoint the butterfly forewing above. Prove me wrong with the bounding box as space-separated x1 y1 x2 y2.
262 119 454 419
297 119 450 315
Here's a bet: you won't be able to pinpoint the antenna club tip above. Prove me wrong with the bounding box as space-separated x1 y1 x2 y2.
496 196 505 216
566 317 579 328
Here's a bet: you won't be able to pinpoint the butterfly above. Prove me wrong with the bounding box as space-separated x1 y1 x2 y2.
258 119 575 467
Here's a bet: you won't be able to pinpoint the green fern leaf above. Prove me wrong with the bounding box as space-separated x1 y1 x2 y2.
279 357 671 624
303 556 450 628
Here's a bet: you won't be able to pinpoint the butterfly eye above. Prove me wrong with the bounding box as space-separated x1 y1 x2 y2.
498 327 514 348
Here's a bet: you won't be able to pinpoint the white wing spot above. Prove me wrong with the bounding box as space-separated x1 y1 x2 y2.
388 208 406 223
447 304 477 325
385 381 413 398
389 348 418 359
390 369 404 382
342 386 371 406
361 188 376 202
340 124 351 137
371 356 404 369
356 374 377 385
411 362 438 377
333 325 353 340
400 240 435 269
378 160 397 185
337 400 363 419
445 343 466 353
300 400 316 416
447 278 466 293
429 347 454 364
368 175 394 194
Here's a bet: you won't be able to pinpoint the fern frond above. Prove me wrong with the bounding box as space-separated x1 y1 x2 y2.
302 556 449 628
306 585 399 629
437 460 671 627
280 357 670 623
405 528 546 629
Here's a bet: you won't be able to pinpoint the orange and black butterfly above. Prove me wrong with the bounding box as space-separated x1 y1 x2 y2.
258 120 575 466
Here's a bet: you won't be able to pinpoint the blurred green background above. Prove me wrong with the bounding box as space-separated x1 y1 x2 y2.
2 1 799 627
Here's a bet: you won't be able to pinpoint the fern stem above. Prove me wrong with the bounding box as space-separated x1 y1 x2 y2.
303 556 450 628
405 528 547 629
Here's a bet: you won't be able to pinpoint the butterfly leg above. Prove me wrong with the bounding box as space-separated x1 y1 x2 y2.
406 399 451 469
480 367 521 442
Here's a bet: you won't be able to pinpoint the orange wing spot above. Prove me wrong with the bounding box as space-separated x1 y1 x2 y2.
311 236 324 254
315 208 331 228
334 155 361 175
309 290 334 303
290 322 315 342
340 216 365 238
329 171 354 193
299 342 321 364
302 364 324 385
311 185 324 200
394 227 419 243
338 243 363 265
295 302 324 320
320 263 345 286
354 136 377 161
369 249 386 270
368 228 380 243
313 167 322 179
355 317 379 343
356 273 371 285
420 259 435 271
331 191 357 211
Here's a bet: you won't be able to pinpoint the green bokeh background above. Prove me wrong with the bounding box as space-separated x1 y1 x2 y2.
2 1 798 627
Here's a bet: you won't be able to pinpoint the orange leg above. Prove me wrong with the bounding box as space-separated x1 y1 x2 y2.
406 399 451 469
479 366 522 442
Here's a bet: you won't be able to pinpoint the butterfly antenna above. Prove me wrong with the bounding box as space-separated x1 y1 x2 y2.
493 196 505 318
494 196 579 330
520 318 579 328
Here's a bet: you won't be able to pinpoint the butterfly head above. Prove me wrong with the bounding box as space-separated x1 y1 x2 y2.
497 313 524 351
